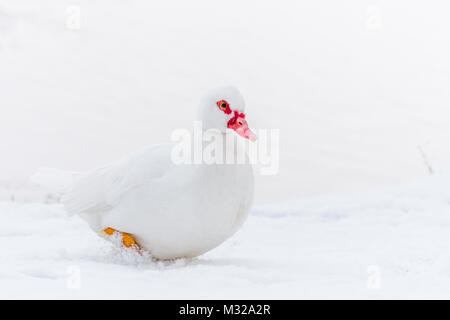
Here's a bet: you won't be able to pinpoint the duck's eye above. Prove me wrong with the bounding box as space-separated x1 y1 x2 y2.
217 100 229 111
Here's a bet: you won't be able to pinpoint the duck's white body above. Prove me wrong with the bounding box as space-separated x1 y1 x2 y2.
49 87 256 260
65 138 254 259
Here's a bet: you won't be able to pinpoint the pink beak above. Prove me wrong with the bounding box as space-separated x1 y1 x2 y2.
228 115 257 142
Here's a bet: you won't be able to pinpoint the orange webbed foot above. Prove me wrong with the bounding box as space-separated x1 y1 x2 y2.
103 227 142 254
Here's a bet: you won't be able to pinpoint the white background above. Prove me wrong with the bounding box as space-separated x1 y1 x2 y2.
1 0 450 204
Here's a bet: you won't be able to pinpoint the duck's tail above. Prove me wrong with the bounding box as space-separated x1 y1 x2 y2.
30 167 81 196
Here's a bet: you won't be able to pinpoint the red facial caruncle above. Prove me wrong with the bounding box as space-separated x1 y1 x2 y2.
216 100 257 142
227 110 258 142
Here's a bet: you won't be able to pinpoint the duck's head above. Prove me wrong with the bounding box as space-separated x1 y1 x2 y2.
199 86 257 142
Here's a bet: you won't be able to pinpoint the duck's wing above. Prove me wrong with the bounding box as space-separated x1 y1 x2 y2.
62 144 175 216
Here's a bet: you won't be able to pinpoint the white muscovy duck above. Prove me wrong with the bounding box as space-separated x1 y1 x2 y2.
37 86 257 260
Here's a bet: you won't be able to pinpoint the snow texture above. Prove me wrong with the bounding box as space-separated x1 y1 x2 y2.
1 174 450 299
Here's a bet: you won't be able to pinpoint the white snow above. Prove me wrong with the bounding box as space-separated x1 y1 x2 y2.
1 173 450 299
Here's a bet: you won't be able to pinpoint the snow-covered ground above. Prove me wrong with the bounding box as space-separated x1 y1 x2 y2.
1 173 450 299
